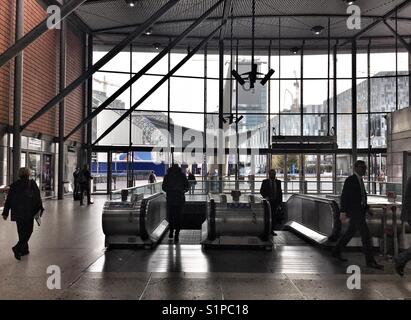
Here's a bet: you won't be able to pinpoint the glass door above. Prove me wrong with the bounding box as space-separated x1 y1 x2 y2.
91 152 108 193
28 153 41 187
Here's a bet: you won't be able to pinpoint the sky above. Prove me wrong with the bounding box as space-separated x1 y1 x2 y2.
93 50 409 131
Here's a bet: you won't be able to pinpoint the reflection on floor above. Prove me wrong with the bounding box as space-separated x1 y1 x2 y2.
0 195 410 300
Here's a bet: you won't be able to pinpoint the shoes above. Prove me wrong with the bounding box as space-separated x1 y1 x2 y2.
12 247 21 261
174 232 179 243
366 261 384 270
393 257 404 277
87 202 94 205
331 250 348 262
168 230 174 239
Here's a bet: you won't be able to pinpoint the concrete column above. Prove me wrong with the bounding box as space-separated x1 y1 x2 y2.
58 10 67 200
12 0 24 182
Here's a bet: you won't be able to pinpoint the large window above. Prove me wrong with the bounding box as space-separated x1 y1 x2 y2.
91 38 409 190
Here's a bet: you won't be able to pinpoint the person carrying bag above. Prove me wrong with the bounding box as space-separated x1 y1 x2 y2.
2 167 44 260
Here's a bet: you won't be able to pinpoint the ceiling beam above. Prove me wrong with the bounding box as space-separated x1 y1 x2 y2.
92 13 411 34
0 0 87 69
383 20 411 52
219 0 233 41
340 0 411 47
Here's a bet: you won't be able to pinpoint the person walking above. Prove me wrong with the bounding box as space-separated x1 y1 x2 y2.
394 175 411 276
260 169 283 236
162 164 189 243
331 160 384 270
187 170 197 195
78 165 93 206
2 168 44 260
73 167 80 200
148 170 157 193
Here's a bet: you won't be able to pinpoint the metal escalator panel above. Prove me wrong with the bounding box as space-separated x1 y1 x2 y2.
284 194 340 245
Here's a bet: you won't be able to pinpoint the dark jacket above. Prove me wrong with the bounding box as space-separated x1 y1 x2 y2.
340 174 367 218
162 166 189 205
188 173 196 185
2 179 43 222
402 176 411 225
260 178 283 209
78 168 92 185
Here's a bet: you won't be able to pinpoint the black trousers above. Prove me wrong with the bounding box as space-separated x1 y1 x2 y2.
269 200 279 229
15 219 34 254
79 184 91 205
334 215 375 263
167 204 184 233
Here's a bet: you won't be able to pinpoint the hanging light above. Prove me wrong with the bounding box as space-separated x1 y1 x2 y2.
311 25 324 35
153 43 161 50
145 28 153 36
125 0 138 7
290 47 300 54
343 0 356 5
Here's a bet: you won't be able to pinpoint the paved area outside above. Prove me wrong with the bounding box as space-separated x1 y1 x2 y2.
0 195 410 300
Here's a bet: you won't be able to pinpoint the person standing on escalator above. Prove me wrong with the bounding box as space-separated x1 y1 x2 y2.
162 164 189 243
260 169 283 236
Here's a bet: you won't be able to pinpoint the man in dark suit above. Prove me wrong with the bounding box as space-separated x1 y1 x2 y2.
331 160 383 270
260 169 283 236
394 175 411 276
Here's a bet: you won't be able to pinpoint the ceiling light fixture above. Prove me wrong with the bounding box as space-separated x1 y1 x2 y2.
344 0 356 5
125 0 138 7
145 28 152 36
311 25 324 35
231 0 274 89
290 47 300 54
153 43 161 50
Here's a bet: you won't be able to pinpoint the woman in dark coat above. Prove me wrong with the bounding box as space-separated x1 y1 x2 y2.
2 167 44 260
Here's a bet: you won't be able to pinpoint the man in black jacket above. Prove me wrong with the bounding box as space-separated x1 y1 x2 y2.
162 164 189 243
260 169 283 235
2 167 44 260
394 175 411 276
331 160 383 269
79 165 93 206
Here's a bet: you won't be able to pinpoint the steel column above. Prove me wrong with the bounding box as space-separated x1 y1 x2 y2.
21 0 180 132
0 0 87 69
352 40 358 164
86 34 93 169
12 0 24 182
58 8 67 200
218 39 224 191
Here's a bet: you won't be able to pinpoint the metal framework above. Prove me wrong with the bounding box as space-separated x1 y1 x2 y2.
0 0 88 68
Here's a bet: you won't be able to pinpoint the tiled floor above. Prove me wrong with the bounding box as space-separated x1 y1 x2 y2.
0 195 410 300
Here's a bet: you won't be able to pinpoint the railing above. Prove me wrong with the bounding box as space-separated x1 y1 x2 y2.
108 177 402 199
110 182 162 200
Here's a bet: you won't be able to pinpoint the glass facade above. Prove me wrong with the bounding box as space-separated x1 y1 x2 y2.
91 41 410 193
